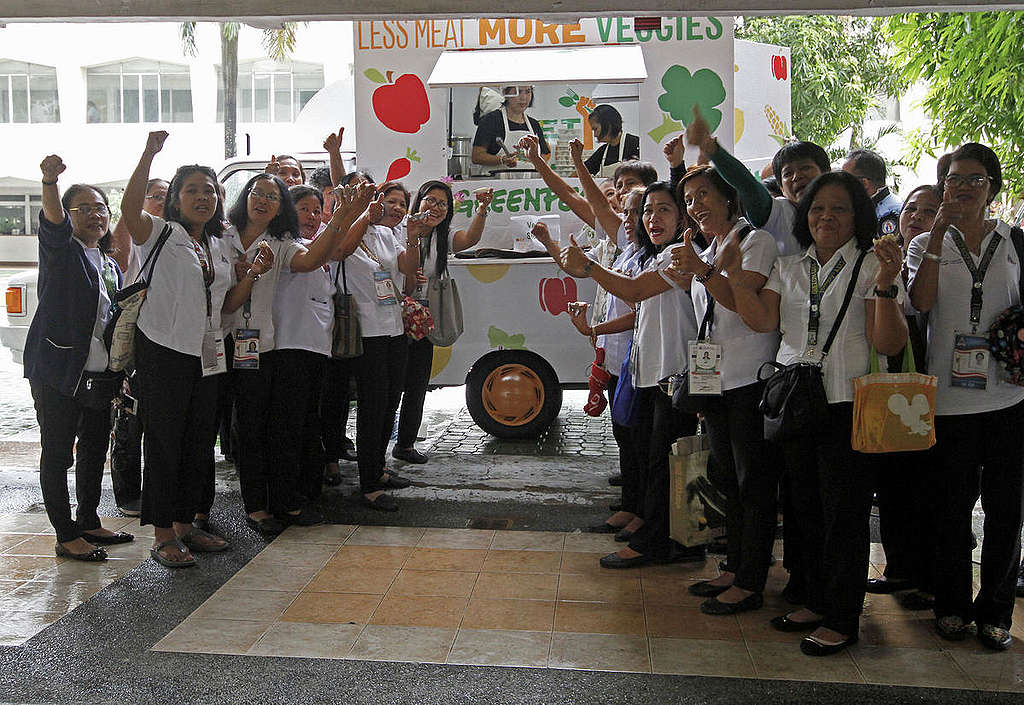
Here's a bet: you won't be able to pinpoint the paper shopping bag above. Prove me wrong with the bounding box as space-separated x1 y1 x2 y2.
669 434 719 547
852 346 937 453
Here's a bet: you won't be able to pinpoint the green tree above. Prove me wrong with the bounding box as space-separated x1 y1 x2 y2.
180 22 297 158
886 12 1024 199
736 16 903 148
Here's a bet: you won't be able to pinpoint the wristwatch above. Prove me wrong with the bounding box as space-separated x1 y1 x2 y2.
583 260 594 276
873 284 898 298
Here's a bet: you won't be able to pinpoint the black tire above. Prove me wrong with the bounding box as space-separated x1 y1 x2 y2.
465 350 562 439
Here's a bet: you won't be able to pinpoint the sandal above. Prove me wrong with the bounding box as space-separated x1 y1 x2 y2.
179 527 230 553
55 542 107 562
150 538 196 568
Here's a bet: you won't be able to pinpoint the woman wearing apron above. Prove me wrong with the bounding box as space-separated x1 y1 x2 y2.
583 104 641 178
471 85 550 169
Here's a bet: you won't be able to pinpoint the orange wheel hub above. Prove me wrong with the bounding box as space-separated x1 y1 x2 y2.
480 364 545 427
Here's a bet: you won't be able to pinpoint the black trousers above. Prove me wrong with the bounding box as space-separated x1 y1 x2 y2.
234 350 304 515
135 332 218 528
782 402 875 635
628 389 698 559
701 381 780 592
875 447 936 591
931 399 1024 628
321 358 355 460
110 374 142 507
29 378 110 543
607 373 644 515
396 336 434 449
353 335 408 493
269 349 328 504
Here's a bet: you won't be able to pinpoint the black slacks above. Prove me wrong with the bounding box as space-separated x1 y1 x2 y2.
110 374 142 507
321 358 355 460
353 335 408 493
135 332 218 528
782 402 875 635
606 373 644 515
875 447 936 591
269 349 328 504
701 381 780 593
396 336 434 449
931 399 1024 628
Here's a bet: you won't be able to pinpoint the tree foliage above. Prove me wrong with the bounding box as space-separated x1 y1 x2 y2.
736 16 903 148
887 12 1024 199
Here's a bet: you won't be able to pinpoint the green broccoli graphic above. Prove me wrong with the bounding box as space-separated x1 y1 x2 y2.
656 66 726 133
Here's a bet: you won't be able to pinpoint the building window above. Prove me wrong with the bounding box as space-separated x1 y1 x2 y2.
217 60 323 123
0 60 60 123
0 194 42 235
86 59 193 124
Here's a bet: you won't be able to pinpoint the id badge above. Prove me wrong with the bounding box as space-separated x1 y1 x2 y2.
201 329 227 377
233 328 261 370
373 270 398 305
687 341 724 396
951 332 989 389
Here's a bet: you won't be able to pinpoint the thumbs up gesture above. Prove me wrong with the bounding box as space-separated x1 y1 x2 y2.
669 228 704 275
366 191 386 224
560 234 592 278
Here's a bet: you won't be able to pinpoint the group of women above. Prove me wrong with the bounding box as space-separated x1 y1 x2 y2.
532 112 1023 658
25 128 490 570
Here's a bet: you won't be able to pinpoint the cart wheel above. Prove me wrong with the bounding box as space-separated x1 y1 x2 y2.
465 350 562 439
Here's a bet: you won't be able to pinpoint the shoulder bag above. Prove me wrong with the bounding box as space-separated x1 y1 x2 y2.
758 249 867 442
987 226 1024 385
610 339 642 427
331 261 363 358
424 231 464 347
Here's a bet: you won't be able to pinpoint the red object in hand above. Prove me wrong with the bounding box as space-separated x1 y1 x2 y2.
771 54 788 81
584 347 612 417
372 74 431 134
538 277 578 317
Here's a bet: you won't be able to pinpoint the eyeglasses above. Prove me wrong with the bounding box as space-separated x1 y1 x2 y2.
249 189 280 202
145 194 166 203
944 174 992 189
421 196 448 212
68 204 109 216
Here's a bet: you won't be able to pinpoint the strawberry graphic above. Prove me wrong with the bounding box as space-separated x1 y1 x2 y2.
384 148 421 182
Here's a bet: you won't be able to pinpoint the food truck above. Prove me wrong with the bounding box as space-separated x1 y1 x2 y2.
352 17 790 437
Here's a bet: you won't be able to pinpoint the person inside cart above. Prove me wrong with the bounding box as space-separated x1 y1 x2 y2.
471 85 550 168
583 104 641 178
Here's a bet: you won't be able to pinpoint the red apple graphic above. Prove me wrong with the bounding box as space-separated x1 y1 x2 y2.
771 55 788 81
365 68 430 134
538 277 578 316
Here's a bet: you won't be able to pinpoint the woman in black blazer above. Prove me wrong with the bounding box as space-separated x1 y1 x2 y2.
24 155 134 561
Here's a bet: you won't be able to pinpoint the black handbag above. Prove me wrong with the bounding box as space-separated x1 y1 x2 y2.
759 249 867 442
75 370 123 410
331 261 363 359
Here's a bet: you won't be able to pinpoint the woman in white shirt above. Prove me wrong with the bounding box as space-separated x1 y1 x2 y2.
664 165 781 616
726 170 906 656
223 173 365 534
335 182 420 511
907 143 1024 651
559 181 703 569
121 132 273 567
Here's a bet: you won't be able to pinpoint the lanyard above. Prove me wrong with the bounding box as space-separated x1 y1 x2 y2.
190 237 215 319
949 229 1001 333
807 255 846 346
359 240 385 269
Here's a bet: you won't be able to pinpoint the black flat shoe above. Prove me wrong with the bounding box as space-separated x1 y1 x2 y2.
324 471 343 487
55 542 107 562
379 472 411 490
607 473 623 486
587 523 621 534
659 544 707 564
340 439 358 462
80 530 134 545
800 633 858 656
246 516 286 535
899 590 935 611
701 592 764 615
360 493 399 512
770 614 824 632
865 577 913 594
599 551 651 569
781 579 806 606
688 579 731 597
614 528 634 542
281 506 324 526
392 447 428 464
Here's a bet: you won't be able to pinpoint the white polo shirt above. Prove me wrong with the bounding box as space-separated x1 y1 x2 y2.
600 241 642 375
343 224 405 338
81 244 114 372
763 197 803 258
632 247 698 388
221 229 305 351
765 237 889 404
907 221 1024 416
135 216 233 357
273 231 336 357
685 222 781 391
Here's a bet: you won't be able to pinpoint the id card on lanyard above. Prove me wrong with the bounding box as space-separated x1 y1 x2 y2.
188 237 227 377
687 286 723 396
361 241 398 305
949 228 1000 389
805 254 846 357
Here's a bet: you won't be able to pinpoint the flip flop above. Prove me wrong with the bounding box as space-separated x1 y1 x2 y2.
179 527 230 553
150 537 196 568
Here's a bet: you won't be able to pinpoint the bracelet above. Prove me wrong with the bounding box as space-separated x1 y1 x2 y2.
245 269 261 283
922 252 941 262
406 240 419 248
695 264 717 284
41 179 57 186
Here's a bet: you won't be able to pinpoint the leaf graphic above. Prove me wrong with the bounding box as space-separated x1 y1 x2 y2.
769 134 789 147
647 114 685 144
558 96 576 108
364 68 387 84
657 66 726 133
488 325 526 350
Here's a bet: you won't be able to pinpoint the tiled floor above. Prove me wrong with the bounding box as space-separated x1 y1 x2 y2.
149 524 1024 692
0 513 149 646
